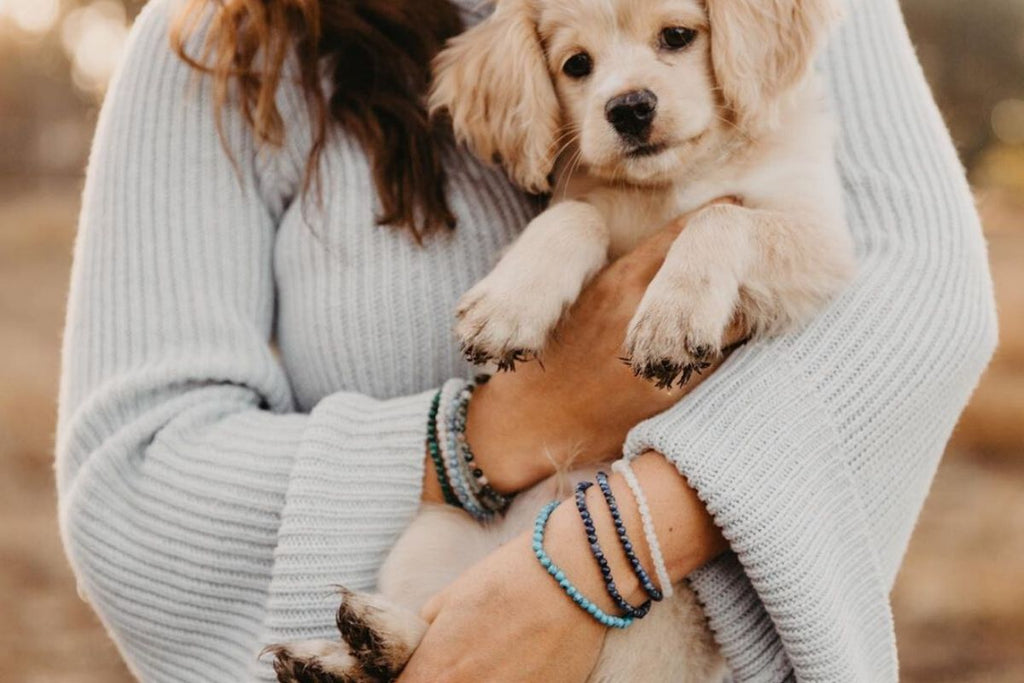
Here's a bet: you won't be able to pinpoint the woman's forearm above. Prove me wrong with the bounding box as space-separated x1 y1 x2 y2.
426 445 726 599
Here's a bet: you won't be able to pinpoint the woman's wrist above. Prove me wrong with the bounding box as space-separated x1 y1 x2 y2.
420 378 518 516
543 483 645 612
539 451 727 612
626 451 727 581
464 365 656 493
463 375 560 493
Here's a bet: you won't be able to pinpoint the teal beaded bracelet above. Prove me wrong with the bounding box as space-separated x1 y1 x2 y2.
532 501 635 630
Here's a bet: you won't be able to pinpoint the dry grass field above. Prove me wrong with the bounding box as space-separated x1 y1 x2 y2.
1 1 1022 681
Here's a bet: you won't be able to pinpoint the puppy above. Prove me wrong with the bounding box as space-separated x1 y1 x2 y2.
437 0 854 386
268 0 853 680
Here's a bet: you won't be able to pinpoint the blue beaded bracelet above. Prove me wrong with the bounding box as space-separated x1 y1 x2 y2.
532 501 634 630
574 482 652 619
595 472 664 602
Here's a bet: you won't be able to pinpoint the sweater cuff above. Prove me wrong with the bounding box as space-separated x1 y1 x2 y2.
623 345 896 682
688 552 791 681
256 388 435 657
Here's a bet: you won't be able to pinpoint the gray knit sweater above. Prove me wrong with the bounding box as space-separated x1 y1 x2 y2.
56 0 997 681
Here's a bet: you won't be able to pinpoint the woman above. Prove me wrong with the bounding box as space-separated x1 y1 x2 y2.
56 0 996 680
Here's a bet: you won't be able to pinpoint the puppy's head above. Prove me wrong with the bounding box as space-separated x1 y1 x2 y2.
430 0 840 190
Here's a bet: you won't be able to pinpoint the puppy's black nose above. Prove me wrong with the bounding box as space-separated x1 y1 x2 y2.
605 89 658 140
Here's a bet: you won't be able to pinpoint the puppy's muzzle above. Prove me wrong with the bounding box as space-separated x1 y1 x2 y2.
605 89 658 142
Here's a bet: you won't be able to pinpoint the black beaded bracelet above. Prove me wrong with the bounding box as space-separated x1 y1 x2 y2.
595 472 664 602
574 481 652 619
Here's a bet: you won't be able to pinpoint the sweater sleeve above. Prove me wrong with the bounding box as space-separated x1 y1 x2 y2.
55 2 436 680
623 1 998 681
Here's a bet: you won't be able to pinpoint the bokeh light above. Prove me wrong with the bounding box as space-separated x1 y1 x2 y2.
1 0 61 35
992 98 1024 145
60 1 130 95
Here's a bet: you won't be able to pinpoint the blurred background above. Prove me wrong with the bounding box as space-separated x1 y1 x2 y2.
0 0 1021 681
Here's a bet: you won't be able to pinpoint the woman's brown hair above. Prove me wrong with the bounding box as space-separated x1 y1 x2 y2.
172 0 464 241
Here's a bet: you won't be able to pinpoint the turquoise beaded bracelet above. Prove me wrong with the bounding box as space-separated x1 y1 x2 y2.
532 501 635 630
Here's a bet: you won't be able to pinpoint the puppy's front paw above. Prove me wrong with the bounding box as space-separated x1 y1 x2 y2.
624 268 739 388
455 275 569 371
334 589 425 680
265 589 427 683
264 640 366 683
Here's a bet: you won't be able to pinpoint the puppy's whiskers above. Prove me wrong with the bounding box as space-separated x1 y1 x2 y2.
547 125 581 157
711 111 750 141
555 146 584 200
551 134 581 172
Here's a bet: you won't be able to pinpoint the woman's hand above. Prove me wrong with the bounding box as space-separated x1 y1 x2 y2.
397 533 606 683
406 450 729 681
464 201 744 494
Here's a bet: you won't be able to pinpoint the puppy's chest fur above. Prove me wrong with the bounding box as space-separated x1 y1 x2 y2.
574 179 724 257
558 143 768 258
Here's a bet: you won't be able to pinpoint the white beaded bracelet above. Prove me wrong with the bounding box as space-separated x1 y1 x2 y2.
612 459 675 598
435 379 463 475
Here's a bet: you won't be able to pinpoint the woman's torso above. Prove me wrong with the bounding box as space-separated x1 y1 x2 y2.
273 134 536 409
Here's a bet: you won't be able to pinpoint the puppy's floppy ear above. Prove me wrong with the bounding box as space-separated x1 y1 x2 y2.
708 0 841 131
429 0 559 194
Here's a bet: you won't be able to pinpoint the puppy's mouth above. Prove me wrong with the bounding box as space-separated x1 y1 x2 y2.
625 142 668 159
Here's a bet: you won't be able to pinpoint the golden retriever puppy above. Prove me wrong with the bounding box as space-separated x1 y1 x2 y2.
435 0 855 386
268 0 853 680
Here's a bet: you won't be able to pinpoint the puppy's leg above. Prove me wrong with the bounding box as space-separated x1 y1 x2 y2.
625 203 854 387
266 590 427 683
456 200 608 369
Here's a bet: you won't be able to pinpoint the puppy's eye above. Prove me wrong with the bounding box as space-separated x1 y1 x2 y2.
562 52 593 79
660 27 698 50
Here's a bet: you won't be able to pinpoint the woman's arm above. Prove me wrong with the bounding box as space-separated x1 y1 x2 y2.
57 2 474 679
400 452 724 683
617 0 997 680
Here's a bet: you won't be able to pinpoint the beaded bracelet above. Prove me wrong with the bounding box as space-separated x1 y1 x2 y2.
436 379 481 517
574 482 652 619
532 501 634 630
459 378 514 514
611 459 674 598
426 388 461 508
438 377 513 521
443 381 490 520
595 472 663 602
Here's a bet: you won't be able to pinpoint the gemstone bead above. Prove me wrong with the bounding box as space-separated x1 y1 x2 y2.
532 501 634 630
596 472 663 603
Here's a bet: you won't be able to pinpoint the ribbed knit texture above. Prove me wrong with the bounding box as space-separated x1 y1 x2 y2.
55 0 996 681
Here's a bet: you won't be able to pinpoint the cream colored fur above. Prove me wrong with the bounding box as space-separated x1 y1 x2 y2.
271 0 854 680
431 0 854 379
